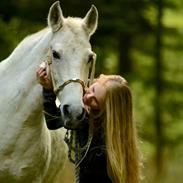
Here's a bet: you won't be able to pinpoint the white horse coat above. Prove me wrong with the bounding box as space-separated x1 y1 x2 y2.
0 1 98 183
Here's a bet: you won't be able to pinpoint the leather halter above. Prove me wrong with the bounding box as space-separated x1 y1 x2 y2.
54 79 85 95
47 48 89 95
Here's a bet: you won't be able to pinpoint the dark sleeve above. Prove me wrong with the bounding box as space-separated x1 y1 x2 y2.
43 88 64 130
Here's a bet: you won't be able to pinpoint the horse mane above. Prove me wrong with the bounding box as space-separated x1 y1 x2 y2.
7 28 50 62
6 17 85 64
0 27 51 77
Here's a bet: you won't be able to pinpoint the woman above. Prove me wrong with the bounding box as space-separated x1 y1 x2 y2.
37 67 140 183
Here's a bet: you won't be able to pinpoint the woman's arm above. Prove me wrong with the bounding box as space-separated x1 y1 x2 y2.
36 66 64 130
43 88 64 130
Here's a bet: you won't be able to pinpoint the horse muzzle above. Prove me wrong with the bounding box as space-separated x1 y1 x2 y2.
60 104 86 130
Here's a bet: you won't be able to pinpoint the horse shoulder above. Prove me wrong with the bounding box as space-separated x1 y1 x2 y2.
43 129 68 183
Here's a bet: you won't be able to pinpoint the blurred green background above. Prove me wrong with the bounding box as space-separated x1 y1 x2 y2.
0 0 183 182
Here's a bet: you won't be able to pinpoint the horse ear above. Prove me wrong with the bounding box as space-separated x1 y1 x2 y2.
83 5 98 37
48 1 64 32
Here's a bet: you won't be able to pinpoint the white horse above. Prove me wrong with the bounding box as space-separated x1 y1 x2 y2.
0 1 98 183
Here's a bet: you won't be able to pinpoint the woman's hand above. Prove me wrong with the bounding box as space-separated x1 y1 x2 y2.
36 67 53 90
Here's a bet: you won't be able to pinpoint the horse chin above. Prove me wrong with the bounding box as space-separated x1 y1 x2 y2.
63 119 85 130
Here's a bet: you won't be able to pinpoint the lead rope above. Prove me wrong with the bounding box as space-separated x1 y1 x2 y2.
75 124 93 183
64 124 93 183
75 132 80 183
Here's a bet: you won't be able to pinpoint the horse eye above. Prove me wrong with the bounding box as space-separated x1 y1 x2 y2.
88 54 94 64
52 50 60 60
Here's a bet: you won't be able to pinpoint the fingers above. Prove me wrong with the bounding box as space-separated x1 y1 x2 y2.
39 70 47 78
37 68 48 79
36 67 46 82
36 65 53 90
36 67 46 76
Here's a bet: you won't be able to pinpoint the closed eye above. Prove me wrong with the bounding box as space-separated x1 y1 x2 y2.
92 86 99 105
92 86 95 93
52 50 60 60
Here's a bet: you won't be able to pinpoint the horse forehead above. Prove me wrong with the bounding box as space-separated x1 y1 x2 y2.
64 17 85 34
52 18 89 46
56 31 87 44
53 32 90 53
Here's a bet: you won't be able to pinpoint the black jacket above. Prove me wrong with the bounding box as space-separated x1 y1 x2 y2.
43 88 64 129
43 89 112 183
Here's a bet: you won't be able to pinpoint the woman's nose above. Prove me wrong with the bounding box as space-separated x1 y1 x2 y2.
85 93 91 100
83 93 92 104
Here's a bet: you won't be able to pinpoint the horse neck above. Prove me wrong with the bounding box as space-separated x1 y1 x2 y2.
0 28 52 126
1 28 52 83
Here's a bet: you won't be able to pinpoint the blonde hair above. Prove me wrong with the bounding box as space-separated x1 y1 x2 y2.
97 74 140 183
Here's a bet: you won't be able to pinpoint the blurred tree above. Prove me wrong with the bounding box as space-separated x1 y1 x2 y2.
154 0 164 178
92 0 154 76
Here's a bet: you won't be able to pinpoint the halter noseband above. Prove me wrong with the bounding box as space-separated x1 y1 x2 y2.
54 79 85 95
47 48 86 95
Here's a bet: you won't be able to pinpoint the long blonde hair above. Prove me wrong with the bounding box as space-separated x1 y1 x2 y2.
97 74 140 183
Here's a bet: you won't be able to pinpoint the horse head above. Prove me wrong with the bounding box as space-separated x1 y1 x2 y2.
46 1 98 129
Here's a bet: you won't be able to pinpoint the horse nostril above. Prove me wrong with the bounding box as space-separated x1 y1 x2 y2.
77 108 86 121
63 104 70 117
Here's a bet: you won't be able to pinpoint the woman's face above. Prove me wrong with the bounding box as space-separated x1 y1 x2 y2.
83 81 106 110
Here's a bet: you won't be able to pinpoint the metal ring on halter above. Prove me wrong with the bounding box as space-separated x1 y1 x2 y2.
54 79 85 95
